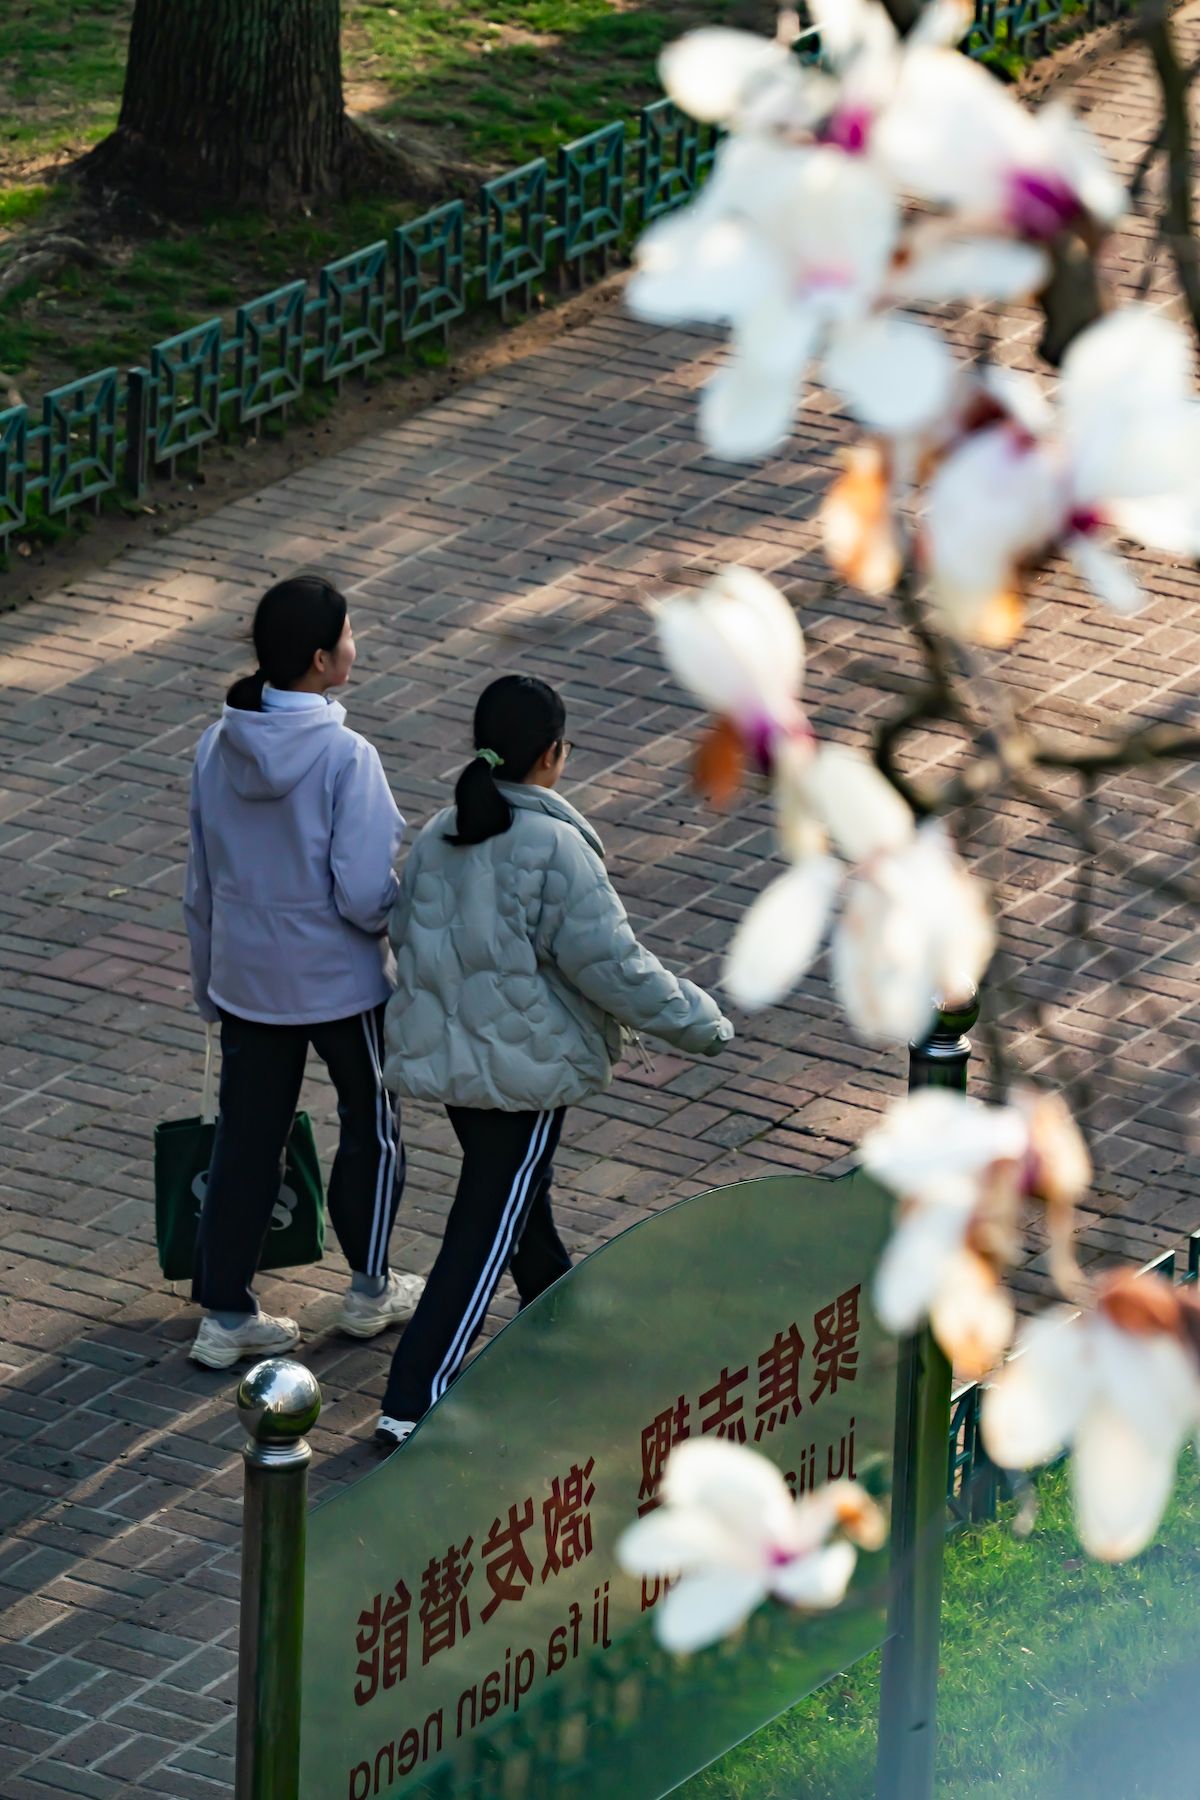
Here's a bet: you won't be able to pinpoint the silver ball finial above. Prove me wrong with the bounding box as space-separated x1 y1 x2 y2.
236 1358 321 1446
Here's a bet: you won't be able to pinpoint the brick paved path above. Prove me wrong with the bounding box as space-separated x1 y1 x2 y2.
2 18 1199 1795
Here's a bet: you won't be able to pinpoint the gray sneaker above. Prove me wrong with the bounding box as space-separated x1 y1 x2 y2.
337 1271 425 1340
190 1311 300 1370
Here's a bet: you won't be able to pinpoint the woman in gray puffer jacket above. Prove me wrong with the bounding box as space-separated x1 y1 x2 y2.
376 674 733 1446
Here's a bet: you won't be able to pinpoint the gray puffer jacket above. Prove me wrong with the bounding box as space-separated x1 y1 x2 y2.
383 783 732 1110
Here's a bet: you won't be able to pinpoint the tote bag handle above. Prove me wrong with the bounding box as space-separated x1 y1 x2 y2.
201 1022 218 1125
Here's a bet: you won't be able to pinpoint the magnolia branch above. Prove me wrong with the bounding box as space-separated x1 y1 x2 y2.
1143 0 1200 346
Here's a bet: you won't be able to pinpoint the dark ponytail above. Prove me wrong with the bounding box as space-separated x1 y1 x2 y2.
446 675 567 847
226 575 348 710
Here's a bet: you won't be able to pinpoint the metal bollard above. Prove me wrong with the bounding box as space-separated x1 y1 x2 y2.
876 991 979 1800
235 1358 321 1800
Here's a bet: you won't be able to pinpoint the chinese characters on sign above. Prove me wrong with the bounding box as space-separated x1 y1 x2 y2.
355 1463 598 1706
636 1285 862 1517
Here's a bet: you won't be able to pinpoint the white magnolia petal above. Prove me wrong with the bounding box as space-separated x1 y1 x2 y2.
860 1088 1028 1190
652 567 804 724
1072 1400 1182 1562
980 365 1054 437
908 0 972 48
723 858 842 1010
922 425 1063 637
915 821 996 1002
833 876 941 1045
783 149 901 315
697 298 821 461
616 1506 748 1578
929 1250 1015 1378
655 1569 770 1652
800 743 914 864
980 1307 1092 1469
771 1539 858 1609
824 314 957 436
892 235 1049 304
1065 534 1145 616
1090 1318 1200 1455
662 1438 798 1546
836 821 993 1046
875 47 1035 212
807 0 894 65
700 360 804 462
1063 307 1191 413
659 28 792 123
1034 103 1126 230
629 210 774 327
1110 492 1200 557
873 1199 972 1334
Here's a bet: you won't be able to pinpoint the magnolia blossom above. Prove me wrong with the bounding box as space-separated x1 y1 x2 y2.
922 308 1200 641
629 135 1047 462
659 0 967 145
862 1086 1092 1374
651 567 808 800
982 1272 1200 1560
877 48 1125 241
616 1438 885 1652
725 746 993 1044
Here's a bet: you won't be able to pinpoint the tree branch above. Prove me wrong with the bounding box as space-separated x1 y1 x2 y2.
1143 0 1200 346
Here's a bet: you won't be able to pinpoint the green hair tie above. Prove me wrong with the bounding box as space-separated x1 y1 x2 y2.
476 748 504 771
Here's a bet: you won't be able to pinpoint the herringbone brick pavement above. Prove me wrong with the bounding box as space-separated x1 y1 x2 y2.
2 17 1199 1795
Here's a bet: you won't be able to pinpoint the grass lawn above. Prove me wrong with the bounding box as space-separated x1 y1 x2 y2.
677 1451 1200 1799
0 0 769 402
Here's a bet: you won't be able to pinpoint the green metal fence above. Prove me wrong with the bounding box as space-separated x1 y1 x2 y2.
0 0 1132 549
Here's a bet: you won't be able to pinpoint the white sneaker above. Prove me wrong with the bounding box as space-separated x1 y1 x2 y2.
374 1415 417 1451
190 1311 301 1370
337 1271 425 1339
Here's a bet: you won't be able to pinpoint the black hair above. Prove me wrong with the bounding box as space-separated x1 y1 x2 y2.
446 675 567 846
226 575 348 710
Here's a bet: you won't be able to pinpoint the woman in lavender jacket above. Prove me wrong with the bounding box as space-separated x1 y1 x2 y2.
183 576 421 1369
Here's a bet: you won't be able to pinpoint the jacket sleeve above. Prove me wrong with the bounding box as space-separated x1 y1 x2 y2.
183 765 219 1024
538 828 732 1054
331 741 406 936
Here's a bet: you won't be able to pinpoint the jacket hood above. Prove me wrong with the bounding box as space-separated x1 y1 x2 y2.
498 782 605 859
216 701 347 800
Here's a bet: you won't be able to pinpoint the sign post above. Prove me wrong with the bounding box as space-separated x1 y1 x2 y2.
876 993 979 1800
234 1358 321 1800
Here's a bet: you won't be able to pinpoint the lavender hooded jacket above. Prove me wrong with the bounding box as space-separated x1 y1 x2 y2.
184 701 405 1026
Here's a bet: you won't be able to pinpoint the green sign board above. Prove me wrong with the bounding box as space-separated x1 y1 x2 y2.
301 1172 898 1799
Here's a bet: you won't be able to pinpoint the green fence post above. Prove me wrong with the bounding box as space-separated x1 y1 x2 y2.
876 992 979 1800
235 1358 321 1800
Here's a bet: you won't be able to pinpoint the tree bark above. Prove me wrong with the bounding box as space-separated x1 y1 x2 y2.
85 0 351 210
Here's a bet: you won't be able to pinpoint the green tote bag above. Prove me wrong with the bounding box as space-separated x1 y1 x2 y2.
154 1025 326 1281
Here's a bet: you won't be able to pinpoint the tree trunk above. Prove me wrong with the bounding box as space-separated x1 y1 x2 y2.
86 0 350 210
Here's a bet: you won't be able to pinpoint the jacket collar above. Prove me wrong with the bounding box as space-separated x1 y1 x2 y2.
497 782 605 859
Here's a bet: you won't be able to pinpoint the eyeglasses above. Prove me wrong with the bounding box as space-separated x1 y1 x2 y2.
560 739 574 761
